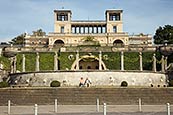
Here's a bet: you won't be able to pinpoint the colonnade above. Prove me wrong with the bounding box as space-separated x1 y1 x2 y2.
71 25 106 34
10 51 167 73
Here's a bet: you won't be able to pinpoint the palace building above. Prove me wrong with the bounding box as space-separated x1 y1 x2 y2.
24 9 152 47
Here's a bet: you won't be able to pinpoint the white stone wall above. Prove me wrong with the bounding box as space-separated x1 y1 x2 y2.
10 71 167 87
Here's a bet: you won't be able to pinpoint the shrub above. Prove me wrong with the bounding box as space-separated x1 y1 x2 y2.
169 80 173 87
50 80 61 87
0 81 9 88
121 81 128 87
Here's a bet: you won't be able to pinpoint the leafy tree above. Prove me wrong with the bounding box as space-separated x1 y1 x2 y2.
9 33 25 45
32 29 46 36
154 25 173 44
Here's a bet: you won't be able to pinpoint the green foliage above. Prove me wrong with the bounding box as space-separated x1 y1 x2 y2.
50 80 61 87
59 52 76 70
169 80 173 87
154 25 173 44
0 56 10 70
32 29 46 36
0 81 9 88
16 54 22 72
9 33 25 45
103 52 120 70
121 81 128 87
40 53 54 70
2 51 164 71
25 53 36 72
142 52 153 70
124 52 139 70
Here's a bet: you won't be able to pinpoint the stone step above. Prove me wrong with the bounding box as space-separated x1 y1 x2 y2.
0 88 173 105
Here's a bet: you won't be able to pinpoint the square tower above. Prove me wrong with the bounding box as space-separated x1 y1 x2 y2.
105 9 123 33
54 10 72 33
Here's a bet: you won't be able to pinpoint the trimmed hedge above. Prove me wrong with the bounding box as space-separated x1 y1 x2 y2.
0 81 9 88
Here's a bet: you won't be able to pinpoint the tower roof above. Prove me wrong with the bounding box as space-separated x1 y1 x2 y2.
54 9 72 14
105 9 123 14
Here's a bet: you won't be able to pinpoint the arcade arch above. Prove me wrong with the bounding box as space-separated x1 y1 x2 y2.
71 54 107 70
113 39 124 47
53 39 64 47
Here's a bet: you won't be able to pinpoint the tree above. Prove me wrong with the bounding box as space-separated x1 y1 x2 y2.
32 29 46 36
154 25 173 44
9 33 25 45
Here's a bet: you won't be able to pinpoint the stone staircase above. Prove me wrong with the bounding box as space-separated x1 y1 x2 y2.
0 87 173 106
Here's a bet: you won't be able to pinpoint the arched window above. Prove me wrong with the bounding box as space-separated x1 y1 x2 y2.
113 40 124 47
54 40 64 47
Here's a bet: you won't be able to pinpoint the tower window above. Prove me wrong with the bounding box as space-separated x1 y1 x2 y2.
57 13 68 21
109 13 120 21
113 26 117 33
61 26 64 33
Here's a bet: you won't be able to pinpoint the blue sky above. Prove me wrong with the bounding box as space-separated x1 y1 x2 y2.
0 0 173 42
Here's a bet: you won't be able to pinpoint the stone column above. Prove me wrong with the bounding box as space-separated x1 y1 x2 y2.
76 50 79 70
161 55 165 73
139 52 143 71
13 56 17 73
121 51 124 71
165 56 168 70
35 52 40 71
99 51 102 70
10 57 14 73
54 52 58 71
22 54 26 72
152 53 157 72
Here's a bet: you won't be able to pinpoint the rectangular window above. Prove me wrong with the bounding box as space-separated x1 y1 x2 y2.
61 26 64 33
113 26 117 33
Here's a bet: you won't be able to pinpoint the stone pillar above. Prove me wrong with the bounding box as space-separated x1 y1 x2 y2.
99 51 102 70
76 50 79 70
13 56 17 73
54 52 58 71
121 51 124 71
10 57 13 73
10 56 17 73
161 55 165 73
165 56 168 70
139 52 143 71
152 53 157 72
22 54 26 72
35 52 40 71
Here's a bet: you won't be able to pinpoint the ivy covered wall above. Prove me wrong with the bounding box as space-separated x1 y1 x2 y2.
0 51 167 72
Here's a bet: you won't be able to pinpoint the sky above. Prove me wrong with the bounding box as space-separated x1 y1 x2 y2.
0 0 173 42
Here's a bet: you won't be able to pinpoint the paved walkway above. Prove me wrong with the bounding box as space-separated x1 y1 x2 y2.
0 105 172 115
